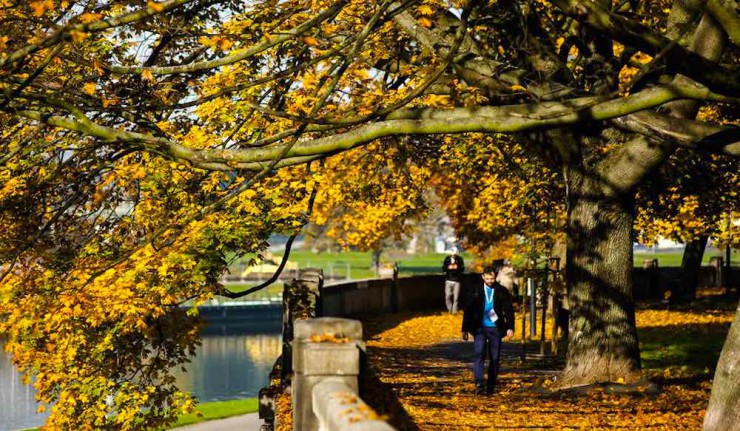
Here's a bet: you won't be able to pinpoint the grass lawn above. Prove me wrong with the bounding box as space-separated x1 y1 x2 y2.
637 294 737 374
239 248 738 277
223 248 739 301
20 398 259 431
633 249 735 267
168 398 259 428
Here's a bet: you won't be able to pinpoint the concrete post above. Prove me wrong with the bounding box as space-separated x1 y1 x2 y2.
292 318 363 431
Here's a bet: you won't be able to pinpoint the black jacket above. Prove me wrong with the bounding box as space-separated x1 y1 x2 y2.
462 282 515 336
442 255 465 281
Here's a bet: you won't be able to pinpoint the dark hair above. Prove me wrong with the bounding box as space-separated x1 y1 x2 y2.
484 261 505 275
482 266 499 275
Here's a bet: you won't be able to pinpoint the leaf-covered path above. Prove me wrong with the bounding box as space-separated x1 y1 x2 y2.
360 310 730 430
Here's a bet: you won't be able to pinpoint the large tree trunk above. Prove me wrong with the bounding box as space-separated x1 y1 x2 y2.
703 300 740 431
557 168 642 387
678 235 709 301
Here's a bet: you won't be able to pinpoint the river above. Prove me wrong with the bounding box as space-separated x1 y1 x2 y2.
0 324 281 431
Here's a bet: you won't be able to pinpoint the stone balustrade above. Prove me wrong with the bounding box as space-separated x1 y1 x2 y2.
313 380 395 431
292 317 395 431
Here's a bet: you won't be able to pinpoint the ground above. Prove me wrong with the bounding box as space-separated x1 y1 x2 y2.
359 295 735 430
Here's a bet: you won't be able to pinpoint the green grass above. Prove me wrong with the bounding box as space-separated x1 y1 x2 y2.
232 250 474 281
633 247 738 267
168 398 259 428
19 398 259 431
638 297 737 374
222 248 740 301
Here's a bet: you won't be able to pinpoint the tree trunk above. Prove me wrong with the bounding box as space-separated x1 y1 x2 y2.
371 247 382 273
677 235 709 301
557 168 642 387
703 300 740 431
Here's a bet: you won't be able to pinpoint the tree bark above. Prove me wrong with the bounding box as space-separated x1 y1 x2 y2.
703 300 740 431
371 247 382 273
678 235 709 301
557 167 642 387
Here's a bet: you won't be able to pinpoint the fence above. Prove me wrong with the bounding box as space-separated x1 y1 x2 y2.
259 269 460 431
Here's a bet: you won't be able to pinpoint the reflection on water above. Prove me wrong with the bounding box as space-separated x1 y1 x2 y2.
0 349 50 431
172 333 282 402
0 329 281 431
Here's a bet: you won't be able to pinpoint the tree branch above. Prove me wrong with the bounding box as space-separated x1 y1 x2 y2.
551 0 740 97
706 0 740 45
0 0 196 68
102 1 348 76
13 82 736 173
611 111 740 156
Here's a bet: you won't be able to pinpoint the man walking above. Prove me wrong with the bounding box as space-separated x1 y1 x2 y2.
442 247 464 313
462 265 515 395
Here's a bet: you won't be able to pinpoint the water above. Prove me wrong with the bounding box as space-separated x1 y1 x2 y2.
0 327 281 431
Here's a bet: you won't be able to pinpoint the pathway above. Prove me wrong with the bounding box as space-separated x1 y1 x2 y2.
359 311 710 430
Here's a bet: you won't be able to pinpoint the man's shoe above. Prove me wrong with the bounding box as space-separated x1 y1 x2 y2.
475 384 486 395
485 387 495 396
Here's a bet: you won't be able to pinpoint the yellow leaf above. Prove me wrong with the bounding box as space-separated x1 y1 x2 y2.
30 0 53 17
303 36 319 47
69 30 88 43
510 84 527 92
82 82 96 96
417 5 434 15
218 37 233 51
418 17 433 28
79 13 103 23
147 1 165 12
141 69 154 82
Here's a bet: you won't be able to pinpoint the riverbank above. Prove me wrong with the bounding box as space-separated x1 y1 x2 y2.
15 398 258 431
170 413 261 431
170 398 258 428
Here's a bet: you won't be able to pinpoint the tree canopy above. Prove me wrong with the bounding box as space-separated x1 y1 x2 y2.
1 0 738 428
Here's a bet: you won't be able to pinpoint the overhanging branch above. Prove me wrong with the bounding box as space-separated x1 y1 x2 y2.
13 82 738 173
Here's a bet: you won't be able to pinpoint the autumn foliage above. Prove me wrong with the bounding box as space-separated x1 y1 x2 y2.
1 0 739 428
354 306 734 430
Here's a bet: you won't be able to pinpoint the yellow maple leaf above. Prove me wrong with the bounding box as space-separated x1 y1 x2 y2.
30 0 53 17
82 82 96 96
79 13 103 24
147 1 165 12
417 5 434 15
141 69 154 82
69 30 88 43
418 17 433 28
303 36 319 47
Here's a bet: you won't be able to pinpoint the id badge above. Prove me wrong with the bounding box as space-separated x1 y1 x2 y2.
488 308 498 323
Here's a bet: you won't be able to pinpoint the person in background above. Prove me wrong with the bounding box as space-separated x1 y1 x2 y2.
495 259 519 298
461 265 515 395
442 247 465 313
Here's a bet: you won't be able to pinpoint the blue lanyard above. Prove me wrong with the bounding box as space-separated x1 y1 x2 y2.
484 286 493 304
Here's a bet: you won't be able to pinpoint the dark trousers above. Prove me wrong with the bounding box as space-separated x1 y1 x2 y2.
473 326 502 389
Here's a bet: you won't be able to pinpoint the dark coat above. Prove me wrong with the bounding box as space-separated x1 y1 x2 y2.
442 255 465 281
462 281 515 336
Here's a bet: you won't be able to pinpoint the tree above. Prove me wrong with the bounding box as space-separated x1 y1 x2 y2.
704 300 740 431
309 141 431 268
1 0 738 428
